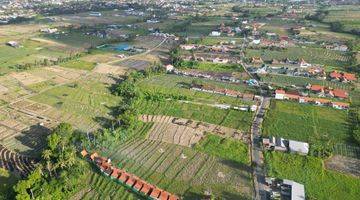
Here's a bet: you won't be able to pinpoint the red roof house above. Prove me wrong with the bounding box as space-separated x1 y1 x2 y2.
343 73 356 81
133 180 143 191
310 85 324 92
140 184 153 195
150 188 162 199
331 89 348 99
125 177 136 187
159 191 170 200
329 71 342 79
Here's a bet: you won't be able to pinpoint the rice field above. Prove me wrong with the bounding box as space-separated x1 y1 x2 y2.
102 139 253 199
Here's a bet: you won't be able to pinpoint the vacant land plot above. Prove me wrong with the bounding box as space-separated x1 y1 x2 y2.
325 155 360 177
263 100 350 145
136 100 253 131
246 47 352 68
115 59 150 70
104 139 253 199
265 152 360 200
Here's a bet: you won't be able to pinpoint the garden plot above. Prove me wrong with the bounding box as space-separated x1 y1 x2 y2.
140 114 249 144
325 155 360 177
106 139 253 199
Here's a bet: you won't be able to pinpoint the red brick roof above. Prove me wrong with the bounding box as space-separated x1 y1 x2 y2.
118 173 129 183
159 191 170 200
126 177 136 187
330 71 342 79
332 89 348 99
275 89 286 94
90 152 98 161
111 168 120 178
133 180 143 191
343 73 356 81
310 85 324 92
150 188 162 198
140 184 153 195
169 195 180 200
81 150 88 157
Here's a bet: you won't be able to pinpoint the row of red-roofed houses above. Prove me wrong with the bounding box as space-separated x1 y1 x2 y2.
81 150 180 200
275 89 350 110
307 84 349 99
328 71 357 83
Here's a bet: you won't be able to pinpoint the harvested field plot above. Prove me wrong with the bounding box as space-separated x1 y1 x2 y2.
10 72 45 85
92 63 127 75
104 139 253 199
140 114 248 146
325 155 360 177
263 100 350 146
115 59 150 70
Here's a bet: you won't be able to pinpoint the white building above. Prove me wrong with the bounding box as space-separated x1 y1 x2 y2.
282 179 306 200
288 140 309 155
210 31 221 37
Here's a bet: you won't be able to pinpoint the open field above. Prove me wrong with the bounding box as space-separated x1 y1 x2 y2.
136 100 253 132
103 139 253 199
246 47 352 68
259 74 353 91
265 152 360 200
323 5 360 32
137 74 257 105
263 100 351 145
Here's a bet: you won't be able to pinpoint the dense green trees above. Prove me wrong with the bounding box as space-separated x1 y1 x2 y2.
13 123 88 200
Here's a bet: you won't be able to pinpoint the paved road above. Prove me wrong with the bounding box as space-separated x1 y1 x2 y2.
251 96 270 200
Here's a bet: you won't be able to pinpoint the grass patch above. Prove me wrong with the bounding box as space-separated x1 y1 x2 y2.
263 100 351 145
195 134 250 165
265 152 360 200
60 59 96 71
